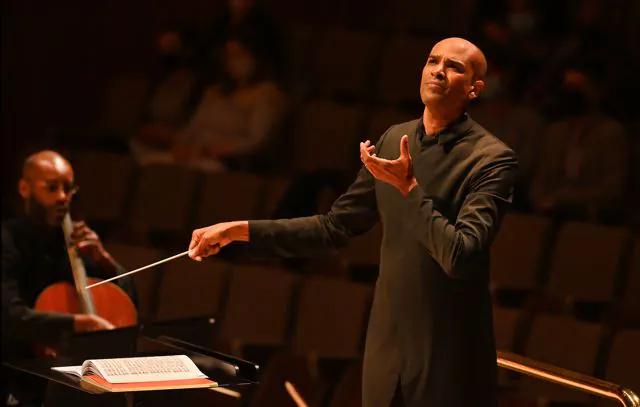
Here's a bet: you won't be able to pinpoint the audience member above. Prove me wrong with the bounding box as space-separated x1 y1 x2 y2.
131 33 288 172
467 55 545 209
203 0 286 84
131 25 205 152
529 62 629 222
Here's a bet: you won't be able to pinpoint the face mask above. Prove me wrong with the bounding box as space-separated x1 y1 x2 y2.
227 57 255 80
508 12 535 34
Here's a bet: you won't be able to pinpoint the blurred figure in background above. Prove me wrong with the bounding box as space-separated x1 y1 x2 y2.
130 24 205 155
131 32 288 172
203 0 286 85
467 54 545 210
530 61 629 222
526 0 617 111
172 32 288 171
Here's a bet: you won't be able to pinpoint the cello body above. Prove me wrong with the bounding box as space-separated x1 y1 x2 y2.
34 278 137 328
33 213 137 356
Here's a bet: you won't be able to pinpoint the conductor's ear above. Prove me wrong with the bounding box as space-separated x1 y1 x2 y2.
469 80 485 100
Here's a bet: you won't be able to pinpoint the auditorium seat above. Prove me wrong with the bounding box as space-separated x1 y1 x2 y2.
366 106 420 145
490 213 551 294
290 100 364 172
620 238 640 318
382 0 475 36
98 75 149 138
519 313 604 404
101 243 166 321
155 257 231 322
258 175 293 218
493 305 523 386
327 361 363 407
308 28 378 100
374 36 438 105
219 265 299 358
71 151 136 227
546 221 629 305
129 164 199 241
597 329 640 407
292 275 372 359
195 172 265 228
248 352 326 407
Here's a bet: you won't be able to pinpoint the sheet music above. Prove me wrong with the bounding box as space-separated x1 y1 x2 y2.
53 355 207 384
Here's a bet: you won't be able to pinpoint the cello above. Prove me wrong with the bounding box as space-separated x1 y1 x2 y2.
34 213 138 356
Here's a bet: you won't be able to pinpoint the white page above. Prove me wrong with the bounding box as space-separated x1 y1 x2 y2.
90 355 207 384
51 365 83 376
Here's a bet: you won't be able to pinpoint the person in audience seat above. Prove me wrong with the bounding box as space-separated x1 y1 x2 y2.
530 61 629 222
187 38 518 407
130 32 288 173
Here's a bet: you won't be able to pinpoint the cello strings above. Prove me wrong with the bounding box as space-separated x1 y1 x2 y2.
85 251 190 289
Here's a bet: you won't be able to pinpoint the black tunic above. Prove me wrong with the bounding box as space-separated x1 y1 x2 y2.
242 113 518 407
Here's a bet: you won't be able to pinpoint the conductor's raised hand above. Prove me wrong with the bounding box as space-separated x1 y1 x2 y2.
360 135 418 196
188 221 249 261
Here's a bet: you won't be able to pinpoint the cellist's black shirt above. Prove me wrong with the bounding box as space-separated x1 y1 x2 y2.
1 217 136 360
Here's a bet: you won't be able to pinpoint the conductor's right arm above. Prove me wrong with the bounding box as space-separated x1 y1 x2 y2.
188 145 384 261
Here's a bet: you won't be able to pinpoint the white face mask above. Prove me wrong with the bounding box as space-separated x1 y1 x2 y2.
508 12 535 34
227 57 255 80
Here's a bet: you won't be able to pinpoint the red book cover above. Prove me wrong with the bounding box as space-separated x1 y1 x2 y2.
82 375 218 392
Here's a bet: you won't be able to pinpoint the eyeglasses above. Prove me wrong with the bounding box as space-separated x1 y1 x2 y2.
27 179 80 195
45 181 80 195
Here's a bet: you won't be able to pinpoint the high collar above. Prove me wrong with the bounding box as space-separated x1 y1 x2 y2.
416 112 475 146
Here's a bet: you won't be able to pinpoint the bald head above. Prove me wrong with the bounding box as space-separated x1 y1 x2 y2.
19 150 75 225
420 37 488 112
434 37 488 80
22 150 72 180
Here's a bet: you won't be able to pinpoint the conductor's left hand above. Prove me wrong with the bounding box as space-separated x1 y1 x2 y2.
360 135 418 196
188 221 249 261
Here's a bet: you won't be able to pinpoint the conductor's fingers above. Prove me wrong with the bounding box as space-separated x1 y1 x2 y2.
189 229 202 252
193 235 220 261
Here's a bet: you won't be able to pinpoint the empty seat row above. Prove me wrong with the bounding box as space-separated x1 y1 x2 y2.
103 241 373 361
77 154 640 315
341 212 640 313
493 306 639 406
104 238 638 407
490 213 639 309
69 152 293 238
107 238 639 407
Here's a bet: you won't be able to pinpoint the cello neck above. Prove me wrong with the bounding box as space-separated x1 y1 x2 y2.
62 213 96 315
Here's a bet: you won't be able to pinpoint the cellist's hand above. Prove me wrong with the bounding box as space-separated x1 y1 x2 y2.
70 221 106 262
73 314 115 333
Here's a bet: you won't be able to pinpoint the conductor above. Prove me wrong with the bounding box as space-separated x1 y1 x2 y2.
188 37 518 407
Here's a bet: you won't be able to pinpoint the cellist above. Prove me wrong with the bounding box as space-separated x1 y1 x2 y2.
1 150 137 407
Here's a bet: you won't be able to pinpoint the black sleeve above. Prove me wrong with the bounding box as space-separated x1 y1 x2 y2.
224 130 396 260
402 148 518 278
1 228 75 345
